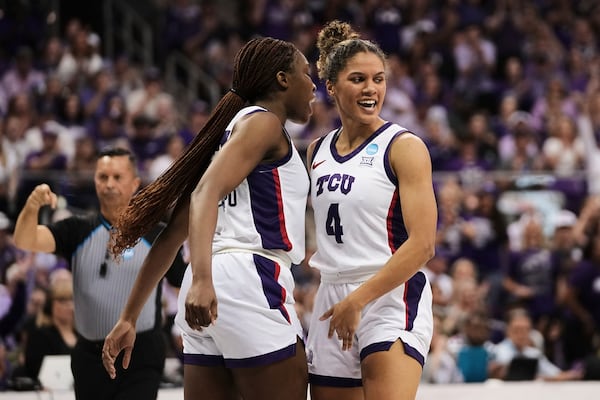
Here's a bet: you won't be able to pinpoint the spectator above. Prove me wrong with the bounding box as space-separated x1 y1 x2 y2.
8 90 36 127
64 136 99 211
414 64 449 115
495 57 535 112
542 114 585 176
14 273 76 381
530 77 577 139
13 284 46 355
463 187 509 317
491 308 582 381
0 136 18 216
0 253 31 349
177 100 210 146
54 93 81 130
499 113 543 172
436 178 466 263
80 67 117 120
576 88 600 195
1 114 34 169
463 111 499 168
452 24 497 115
38 36 64 74
493 93 522 143
89 111 129 153
147 134 185 183
56 26 103 89
503 217 560 331
125 67 175 133
421 105 455 171
570 17 598 63
443 277 485 336
380 54 419 131
0 212 18 277
562 231 600 367
161 0 219 58
368 0 403 55
33 73 63 117
129 115 166 174
422 313 464 384
0 338 10 390
450 311 496 383
522 19 566 101
551 209 582 294
443 135 492 193
15 122 67 213
424 251 453 312
55 94 87 160
112 55 143 100
565 47 590 93
0 46 45 116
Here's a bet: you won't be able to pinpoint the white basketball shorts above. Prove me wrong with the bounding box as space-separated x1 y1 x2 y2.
175 252 304 368
306 271 433 387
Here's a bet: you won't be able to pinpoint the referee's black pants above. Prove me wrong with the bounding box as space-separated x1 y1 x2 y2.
71 329 166 400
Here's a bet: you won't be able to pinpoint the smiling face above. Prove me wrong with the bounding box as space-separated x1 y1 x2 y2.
327 51 386 128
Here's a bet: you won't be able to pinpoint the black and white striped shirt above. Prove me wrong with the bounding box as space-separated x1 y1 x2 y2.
48 213 185 341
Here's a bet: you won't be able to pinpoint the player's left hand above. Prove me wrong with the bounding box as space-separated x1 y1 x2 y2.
102 319 137 379
320 297 362 351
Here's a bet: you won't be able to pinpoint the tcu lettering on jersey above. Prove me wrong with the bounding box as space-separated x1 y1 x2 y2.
314 174 356 196
309 122 410 279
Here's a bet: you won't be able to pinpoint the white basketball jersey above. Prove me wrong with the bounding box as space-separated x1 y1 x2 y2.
212 106 309 265
309 122 409 282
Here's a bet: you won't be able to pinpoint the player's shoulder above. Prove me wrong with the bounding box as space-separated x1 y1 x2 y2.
390 128 426 149
238 107 280 128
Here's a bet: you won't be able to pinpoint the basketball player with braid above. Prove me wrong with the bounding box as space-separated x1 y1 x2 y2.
101 37 316 400
305 21 437 400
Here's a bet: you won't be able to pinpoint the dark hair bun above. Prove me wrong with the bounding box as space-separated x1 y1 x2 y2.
316 20 359 78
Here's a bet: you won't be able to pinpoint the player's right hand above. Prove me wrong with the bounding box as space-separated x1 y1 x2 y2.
185 280 218 331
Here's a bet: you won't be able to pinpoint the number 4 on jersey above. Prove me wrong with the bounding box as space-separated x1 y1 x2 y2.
326 203 343 243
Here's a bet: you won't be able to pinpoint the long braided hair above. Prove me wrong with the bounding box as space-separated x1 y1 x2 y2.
111 37 298 255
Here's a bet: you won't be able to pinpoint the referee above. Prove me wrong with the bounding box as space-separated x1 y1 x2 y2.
13 148 186 400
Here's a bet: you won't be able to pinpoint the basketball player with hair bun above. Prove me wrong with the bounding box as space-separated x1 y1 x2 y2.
305 20 437 400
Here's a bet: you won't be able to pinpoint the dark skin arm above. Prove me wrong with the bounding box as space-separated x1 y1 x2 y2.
185 110 289 330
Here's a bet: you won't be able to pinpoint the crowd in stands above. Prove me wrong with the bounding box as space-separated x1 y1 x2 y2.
1 0 600 389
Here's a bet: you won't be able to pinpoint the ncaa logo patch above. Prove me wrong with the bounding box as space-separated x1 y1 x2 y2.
366 143 378 155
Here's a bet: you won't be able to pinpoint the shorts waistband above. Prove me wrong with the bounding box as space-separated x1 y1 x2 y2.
319 271 375 284
213 248 291 269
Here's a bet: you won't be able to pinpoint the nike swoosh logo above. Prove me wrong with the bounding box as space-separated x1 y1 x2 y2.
312 160 326 169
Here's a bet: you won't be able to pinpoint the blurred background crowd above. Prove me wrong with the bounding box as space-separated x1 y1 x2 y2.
1 0 600 389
